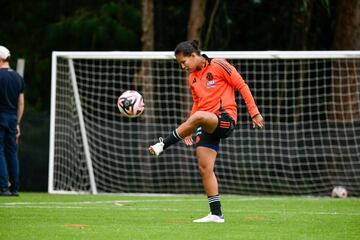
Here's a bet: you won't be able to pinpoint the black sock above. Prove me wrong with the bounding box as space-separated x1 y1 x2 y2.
208 195 222 216
163 130 182 149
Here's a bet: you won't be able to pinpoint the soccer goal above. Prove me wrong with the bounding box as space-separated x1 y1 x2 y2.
49 51 360 196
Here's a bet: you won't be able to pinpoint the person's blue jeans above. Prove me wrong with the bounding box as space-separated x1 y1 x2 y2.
0 112 19 192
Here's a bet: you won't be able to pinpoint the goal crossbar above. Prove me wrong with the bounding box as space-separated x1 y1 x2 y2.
52 51 360 59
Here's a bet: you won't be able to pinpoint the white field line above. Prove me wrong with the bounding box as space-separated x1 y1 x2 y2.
0 200 119 205
0 198 275 206
0 199 359 216
0 206 84 209
122 207 360 216
0 196 339 206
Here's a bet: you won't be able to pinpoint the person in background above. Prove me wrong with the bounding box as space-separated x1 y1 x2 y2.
149 40 264 222
0 45 25 196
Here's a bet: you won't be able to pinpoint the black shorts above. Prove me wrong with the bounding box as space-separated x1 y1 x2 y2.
195 112 235 152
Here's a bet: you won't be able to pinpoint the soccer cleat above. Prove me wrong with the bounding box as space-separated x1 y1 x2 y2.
11 191 19 197
149 137 165 156
0 190 12 197
193 213 225 223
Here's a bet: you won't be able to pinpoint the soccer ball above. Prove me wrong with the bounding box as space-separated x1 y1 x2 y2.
331 186 348 198
117 90 144 118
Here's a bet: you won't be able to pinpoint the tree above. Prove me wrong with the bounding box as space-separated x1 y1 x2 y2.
333 0 360 49
141 0 154 51
187 0 207 42
178 0 208 119
135 0 154 122
329 0 360 121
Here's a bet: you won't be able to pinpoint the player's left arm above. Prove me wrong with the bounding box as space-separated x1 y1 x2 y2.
251 113 264 129
232 73 264 128
236 79 264 128
216 59 264 128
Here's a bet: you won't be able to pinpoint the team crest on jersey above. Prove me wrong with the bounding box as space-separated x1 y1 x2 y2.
206 80 216 88
206 73 214 81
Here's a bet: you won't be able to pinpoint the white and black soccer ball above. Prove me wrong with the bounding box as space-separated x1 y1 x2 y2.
331 186 348 198
117 90 144 118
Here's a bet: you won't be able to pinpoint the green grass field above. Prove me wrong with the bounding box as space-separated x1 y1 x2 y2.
0 193 359 240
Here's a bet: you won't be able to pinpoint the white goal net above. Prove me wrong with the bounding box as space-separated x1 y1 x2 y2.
49 51 360 196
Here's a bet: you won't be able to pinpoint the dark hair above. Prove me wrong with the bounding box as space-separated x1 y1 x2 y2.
174 40 201 56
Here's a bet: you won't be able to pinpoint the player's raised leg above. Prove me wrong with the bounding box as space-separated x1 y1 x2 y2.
148 111 218 156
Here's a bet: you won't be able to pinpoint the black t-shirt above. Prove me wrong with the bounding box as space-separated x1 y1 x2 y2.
0 68 25 114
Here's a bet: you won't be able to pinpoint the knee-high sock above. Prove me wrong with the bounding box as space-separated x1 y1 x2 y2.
208 195 222 216
163 130 182 149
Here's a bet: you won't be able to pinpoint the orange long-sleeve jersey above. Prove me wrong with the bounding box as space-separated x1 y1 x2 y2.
189 55 260 123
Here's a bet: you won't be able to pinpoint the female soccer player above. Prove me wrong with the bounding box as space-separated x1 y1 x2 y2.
149 40 264 223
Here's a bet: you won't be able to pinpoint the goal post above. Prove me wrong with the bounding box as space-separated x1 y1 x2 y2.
49 51 360 196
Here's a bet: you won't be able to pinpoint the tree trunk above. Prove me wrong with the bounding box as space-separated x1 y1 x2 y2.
182 0 208 120
187 0 207 41
136 0 154 123
334 0 360 50
329 0 360 122
134 0 155 191
141 0 154 51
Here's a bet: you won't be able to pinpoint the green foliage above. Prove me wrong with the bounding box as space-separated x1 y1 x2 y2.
46 2 141 51
200 0 335 51
302 0 331 15
0 1 141 113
